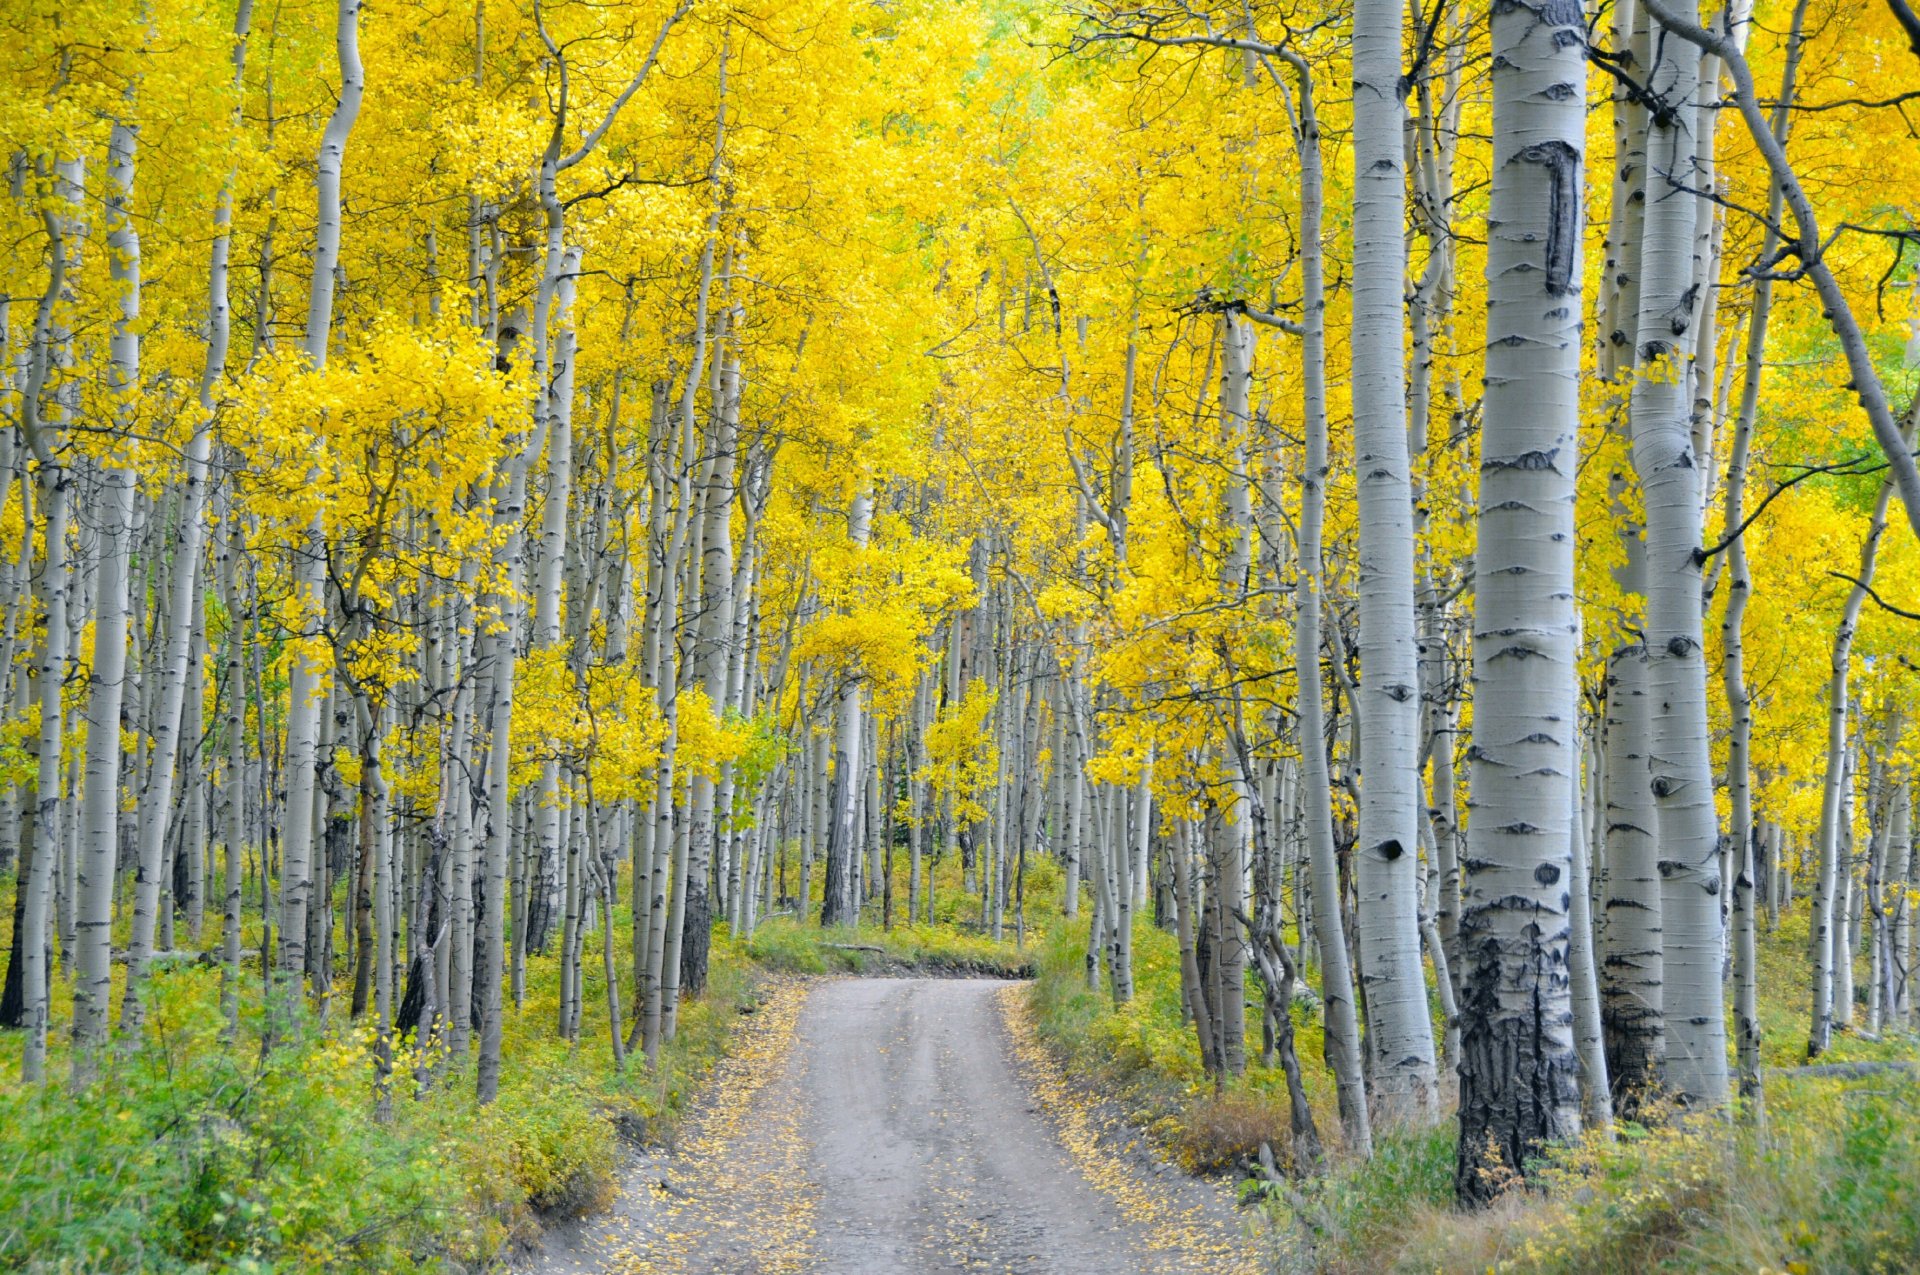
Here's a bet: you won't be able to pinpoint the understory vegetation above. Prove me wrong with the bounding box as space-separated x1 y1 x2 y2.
1027 915 1920 1275
0 867 763 1273
5 847 1918 1274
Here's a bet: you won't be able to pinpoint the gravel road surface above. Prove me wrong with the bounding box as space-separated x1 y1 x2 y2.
526 977 1257 1274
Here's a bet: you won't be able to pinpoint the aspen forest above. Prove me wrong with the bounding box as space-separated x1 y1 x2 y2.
7 0 1920 1270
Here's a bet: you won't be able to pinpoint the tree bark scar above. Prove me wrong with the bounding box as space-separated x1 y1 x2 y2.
1519 140 1581 296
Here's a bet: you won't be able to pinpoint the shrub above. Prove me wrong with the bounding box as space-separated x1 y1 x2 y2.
1175 1089 1294 1174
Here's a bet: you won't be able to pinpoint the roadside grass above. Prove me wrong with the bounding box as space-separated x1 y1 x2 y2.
746 916 1033 977
0 865 764 1272
744 845 1059 977
1026 907 1920 1274
16 841 1914 1275
1028 916 1350 1180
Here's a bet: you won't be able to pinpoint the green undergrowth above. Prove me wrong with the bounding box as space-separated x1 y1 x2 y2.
742 849 1060 977
1028 916 1350 1179
1254 921 1920 1274
747 915 1034 977
0 869 765 1273
1345 1070 1920 1275
1028 908 1920 1275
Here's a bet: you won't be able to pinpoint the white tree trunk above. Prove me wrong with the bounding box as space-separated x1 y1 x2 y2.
15 153 81 1084
280 0 364 983
73 120 143 1073
1282 52 1370 1152
1809 474 1897 1056
821 490 873 928
1457 0 1587 1197
1627 0 1726 1110
1350 0 1438 1121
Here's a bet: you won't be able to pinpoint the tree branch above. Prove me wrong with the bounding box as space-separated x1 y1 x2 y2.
1695 456 1887 562
1829 572 1920 623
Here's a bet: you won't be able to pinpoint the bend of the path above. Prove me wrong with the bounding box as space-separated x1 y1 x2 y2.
526 977 1261 1274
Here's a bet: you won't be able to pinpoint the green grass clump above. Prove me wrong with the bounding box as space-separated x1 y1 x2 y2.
745 915 1033 976
0 865 765 1272
1026 915 1349 1181
0 970 471 1272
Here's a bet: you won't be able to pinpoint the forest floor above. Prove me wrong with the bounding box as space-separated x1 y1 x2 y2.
522 976 1260 1275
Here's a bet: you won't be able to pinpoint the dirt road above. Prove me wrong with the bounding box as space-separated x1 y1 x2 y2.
526 977 1260 1274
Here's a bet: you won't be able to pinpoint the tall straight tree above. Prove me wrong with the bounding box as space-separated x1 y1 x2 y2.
1456 0 1587 1203
1628 0 1728 1111
73 118 142 1077
279 0 364 983
15 158 79 1085
821 489 873 928
1349 0 1439 1121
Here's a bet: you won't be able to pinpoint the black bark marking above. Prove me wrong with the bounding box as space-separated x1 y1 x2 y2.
1483 446 1559 472
1517 139 1580 297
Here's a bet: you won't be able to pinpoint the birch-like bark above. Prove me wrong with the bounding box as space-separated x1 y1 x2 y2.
1644 0 1920 544
654 99 725 1038
485 0 682 1093
1570 738 1612 1131
281 0 364 983
15 159 78 1084
1716 0 1790 1091
682 296 740 993
1722 309 1766 1106
72 118 143 1076
219 512 246 1039
821 490 873 928
1809 472 1898 1057
1350 0 1437 1120
1625 0 1726 1110
1836 750 1859 1030
120 11 237 1018
1280 47 1369 1152
1600 642 1664 1104
1457 0 1587 1198
1890 778 1912 1023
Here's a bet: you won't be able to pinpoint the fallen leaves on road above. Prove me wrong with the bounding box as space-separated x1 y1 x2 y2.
997 984 1265 1275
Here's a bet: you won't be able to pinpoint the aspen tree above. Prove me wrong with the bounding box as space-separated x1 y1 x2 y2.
279 0 364 985
15 157 80 1085
1456 0 1587 1201
683 289 741 992
1644 0 1920 543
1272 37 1370 1153
1625 0 1728 1110
1350 0 1438 1119
120 48 231 1017
1809 475 1900 1056
821 489 874 928
72 121 141 1076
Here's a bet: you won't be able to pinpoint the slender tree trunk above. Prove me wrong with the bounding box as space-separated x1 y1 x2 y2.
1625 0 1726 1111
1809 474 1898 1057
1279 50 1370 1153
1457 0 1588 1199
72 118 144 1076
219 512 246 1039
12 153 79 1082
279 0 363 995
1350 0 1438 1121
821 492 873 928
